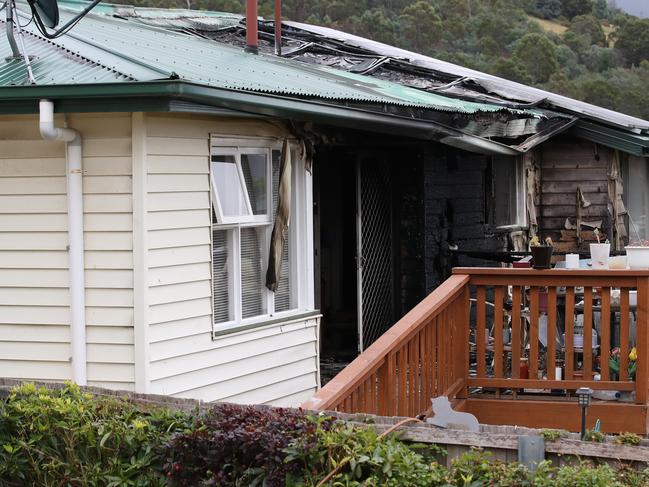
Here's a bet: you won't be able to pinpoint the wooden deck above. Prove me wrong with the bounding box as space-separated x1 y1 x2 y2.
303 268 649 435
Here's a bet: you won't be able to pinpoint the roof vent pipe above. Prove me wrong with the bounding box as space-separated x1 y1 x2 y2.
39 99 87 386
245 0 258 54
274 0 281 56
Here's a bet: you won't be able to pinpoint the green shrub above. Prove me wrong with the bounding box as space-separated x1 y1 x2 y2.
286 421 447 486
540 429 568 441
0 382 191 486
615 432 643 446
583 430 606 443
0 383 647 487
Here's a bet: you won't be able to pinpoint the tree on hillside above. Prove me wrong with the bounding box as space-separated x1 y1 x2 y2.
568 14 606 46
491 58 533 84
562 0 593 20
615 18 649 66
592 0 609 19
350 8 400 45
513 33 559 83
535 0 562 19
398 1 442 53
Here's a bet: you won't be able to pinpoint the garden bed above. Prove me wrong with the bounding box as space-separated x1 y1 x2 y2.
0 379 647 486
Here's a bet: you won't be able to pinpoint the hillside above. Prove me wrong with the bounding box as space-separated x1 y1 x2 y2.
111 0 649 120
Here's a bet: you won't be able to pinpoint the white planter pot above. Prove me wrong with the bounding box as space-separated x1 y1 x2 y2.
626 246 649 269
590 243 610 269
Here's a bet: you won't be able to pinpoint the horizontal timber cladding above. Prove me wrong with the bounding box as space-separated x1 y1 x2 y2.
538 136 613 253
144 113 318 405
0 113 135 389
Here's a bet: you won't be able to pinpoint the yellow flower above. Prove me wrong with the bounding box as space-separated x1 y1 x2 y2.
629 347 637 362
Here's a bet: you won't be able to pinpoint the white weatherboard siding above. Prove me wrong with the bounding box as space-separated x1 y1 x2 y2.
0 114 135 389
145 114 318 405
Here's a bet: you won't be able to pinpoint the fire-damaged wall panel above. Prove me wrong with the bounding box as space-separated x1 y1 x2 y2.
423 145 507 292
538 136 614 253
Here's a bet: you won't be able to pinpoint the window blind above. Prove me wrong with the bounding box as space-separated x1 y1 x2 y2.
212 228 230 323
240 227 264 318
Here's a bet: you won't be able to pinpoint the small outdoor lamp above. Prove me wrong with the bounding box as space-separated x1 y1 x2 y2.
576 387 593 440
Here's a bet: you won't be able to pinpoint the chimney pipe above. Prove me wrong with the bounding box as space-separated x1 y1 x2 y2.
274 0 281 56
245 0 258 54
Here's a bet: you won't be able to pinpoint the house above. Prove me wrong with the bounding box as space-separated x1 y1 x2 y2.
1 0 648 408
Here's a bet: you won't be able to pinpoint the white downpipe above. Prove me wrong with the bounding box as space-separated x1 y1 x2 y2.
39 99 87 385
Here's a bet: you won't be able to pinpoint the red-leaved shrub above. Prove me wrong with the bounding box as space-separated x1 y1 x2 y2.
164 403 329 486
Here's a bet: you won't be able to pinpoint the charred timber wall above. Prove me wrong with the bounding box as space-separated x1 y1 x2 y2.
392 153 426 317
423 145 506 293
538 137 613 252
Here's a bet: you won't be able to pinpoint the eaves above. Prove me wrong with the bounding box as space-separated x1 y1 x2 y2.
0 80 522 155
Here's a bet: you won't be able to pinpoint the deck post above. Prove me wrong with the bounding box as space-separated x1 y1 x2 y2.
459 284 470 398
636 277 649 405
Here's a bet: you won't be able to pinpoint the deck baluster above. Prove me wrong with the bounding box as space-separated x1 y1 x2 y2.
493 286 504 379
583 287 593 380
565 287 575 380
636 278 648 404
511 286 522 379
620 288 630 382
529 286 540 379
476 286 486 378
600 288 611 381
547 287 557 380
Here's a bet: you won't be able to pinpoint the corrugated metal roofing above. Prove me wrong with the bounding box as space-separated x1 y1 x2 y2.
285 21 649 134
0 5 542 115
0 20 132 85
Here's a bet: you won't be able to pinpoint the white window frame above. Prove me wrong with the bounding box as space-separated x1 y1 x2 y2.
491 155 527 229
210 135 314 334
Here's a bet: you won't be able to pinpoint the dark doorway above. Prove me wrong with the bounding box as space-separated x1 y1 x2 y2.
316 149 359 378
314 140 425 385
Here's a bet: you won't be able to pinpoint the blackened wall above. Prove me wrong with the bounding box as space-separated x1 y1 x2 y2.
423 145 508 293
391 150 425 317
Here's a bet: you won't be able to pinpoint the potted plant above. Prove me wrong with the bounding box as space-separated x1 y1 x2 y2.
530 236 553 270
625 212 649 269
626 239 649 269
589 228 610 270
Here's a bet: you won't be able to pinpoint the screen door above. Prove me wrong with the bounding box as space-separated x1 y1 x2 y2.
356 158 394 352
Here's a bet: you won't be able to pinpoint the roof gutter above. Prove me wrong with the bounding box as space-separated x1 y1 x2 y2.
0 80 520 155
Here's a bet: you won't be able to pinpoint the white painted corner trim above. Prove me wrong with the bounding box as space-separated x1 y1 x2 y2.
132 112 150 393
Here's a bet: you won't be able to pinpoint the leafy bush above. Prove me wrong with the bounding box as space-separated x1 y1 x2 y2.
286 421 447 486
1 384 648 487
583 430 606 443
0 382 191 486
164 403 331 486
540 429 568 441
615 432 643 446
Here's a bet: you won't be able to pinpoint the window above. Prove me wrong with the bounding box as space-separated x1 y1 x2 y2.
488 156 526 228
210 137 307 332
624 156 649 242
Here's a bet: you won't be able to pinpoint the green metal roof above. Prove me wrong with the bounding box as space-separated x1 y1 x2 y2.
0 4 539 115
572 120 649 157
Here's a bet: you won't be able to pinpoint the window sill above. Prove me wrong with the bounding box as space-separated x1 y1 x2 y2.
212 310 322 338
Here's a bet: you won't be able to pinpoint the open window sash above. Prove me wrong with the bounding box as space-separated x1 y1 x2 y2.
210 147 272 225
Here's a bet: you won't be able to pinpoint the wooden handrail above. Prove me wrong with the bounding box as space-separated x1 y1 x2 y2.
303 274 470 412
304 267 649 423
458 267 649 406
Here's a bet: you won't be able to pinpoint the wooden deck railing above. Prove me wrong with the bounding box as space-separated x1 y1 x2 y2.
302 274 470 417
461 268 649 405
303 268 649 418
